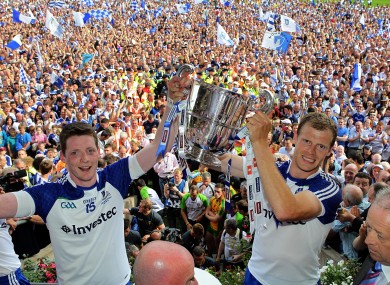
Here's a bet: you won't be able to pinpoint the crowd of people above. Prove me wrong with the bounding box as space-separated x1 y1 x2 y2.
0 0 390 284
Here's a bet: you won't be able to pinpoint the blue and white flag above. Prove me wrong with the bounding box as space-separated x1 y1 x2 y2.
46 10 64 38
261 31 292 53
280 15 301 33
359 14 365 30
50 73 64 89
72 11 85 27
12 9 36 24
90 9 111 20
350 63 362 92
6 34 22 50
19 65 30 85
149 26 156 34
35 41 44 64
176 4 190 14
48 1 66 9
194 0 204 4
202 9 208 26
154 7 163 18
217 23 234 46
126 14 137 25
131 0 139 12
81 0 94 7
83 12 91 23
258 7 266 21
266 13 278 31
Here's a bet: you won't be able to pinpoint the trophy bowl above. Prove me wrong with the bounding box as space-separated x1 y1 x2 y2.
177 64 273 167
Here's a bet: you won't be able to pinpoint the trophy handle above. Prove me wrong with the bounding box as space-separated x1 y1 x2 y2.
257 88 274 115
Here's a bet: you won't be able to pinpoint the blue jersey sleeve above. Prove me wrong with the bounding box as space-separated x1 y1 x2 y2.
98 157 132 198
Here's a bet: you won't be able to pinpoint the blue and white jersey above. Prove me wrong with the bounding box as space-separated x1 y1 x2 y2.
245 160 341 285
13 156 143 285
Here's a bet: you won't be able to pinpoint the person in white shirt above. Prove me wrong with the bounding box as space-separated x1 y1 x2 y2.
278 136 295 159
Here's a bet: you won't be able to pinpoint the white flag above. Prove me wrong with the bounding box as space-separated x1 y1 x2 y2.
72 11 85 27
45 10 64 38
176 4 189 14
217 23 234 46
280 15 301 33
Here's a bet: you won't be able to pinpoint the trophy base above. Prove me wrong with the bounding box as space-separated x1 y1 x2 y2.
179 145 222 168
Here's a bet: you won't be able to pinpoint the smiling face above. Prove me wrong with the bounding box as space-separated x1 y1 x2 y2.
60 135 100 187
290 124 333 179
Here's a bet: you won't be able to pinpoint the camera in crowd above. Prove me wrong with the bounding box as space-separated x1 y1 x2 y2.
0 169 27 192
161 227 182 244
168 182 175 188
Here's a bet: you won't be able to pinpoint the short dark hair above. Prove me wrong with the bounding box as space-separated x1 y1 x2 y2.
60 122 98 155
353 172 372 185
193 245 205 257
192 223 204 237
297 113 337 147
236 199 248 212
136 179 146 187
39 159 53 175
215 183 225 190
124 219 130 230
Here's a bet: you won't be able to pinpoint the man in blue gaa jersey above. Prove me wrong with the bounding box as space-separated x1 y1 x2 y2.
217 112 342 285
0 73 192 285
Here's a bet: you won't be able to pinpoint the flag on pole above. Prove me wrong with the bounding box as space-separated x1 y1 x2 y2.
12 9 36 24
19 65 30 85
280 15 301 33
81 0 94 7
50 73 64 89
6 34 22 50
154 7 163 18
258 7 266 21
350 63 362 92
35 41 44 64
89 10 111 20
131 0 139 12
202 10 208 26
176 4 190 14
72 11 85 27
266 13 278 31
217 23 234 46
261 31 292 53
48 1 66 9
359 14 365 30
45 10 64 38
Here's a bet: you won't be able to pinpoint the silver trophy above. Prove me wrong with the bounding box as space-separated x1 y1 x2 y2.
177 64 274 167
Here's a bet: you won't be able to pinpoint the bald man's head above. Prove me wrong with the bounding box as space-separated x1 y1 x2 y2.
134 241 197 285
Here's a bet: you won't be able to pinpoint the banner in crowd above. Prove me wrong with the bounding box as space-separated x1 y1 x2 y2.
261 31 292 53
217 23 234 46
280 15 301 33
